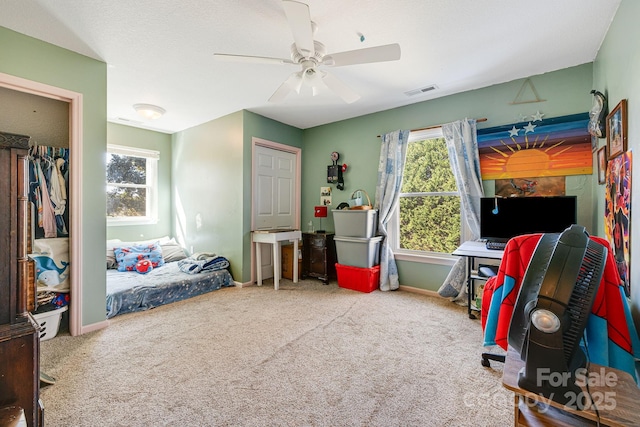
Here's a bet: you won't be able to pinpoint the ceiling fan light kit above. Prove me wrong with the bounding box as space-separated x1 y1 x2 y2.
214 0 401 104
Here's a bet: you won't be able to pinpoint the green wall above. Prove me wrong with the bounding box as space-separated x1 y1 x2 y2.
302 64 595 291
106 123 173 241
0 26 107 327
171 111 245 281
592 0 640 326
170 110 303 283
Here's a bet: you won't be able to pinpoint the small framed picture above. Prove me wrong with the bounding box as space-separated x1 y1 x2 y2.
597 146 607 185
606 99 627 160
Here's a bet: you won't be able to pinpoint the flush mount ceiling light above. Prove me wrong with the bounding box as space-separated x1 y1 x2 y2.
133 103 166 120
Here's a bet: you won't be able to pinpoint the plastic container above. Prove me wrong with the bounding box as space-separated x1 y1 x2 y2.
332 209 378 237
336 263 380 293
32 305 68 341
333 235 383 268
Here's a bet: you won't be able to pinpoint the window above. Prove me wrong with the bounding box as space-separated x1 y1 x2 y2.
106 145 159 225
390 128 463 261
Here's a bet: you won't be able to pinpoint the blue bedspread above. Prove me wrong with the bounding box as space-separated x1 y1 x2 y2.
106 261 234 318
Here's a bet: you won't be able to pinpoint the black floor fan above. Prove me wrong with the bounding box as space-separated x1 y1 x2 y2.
507 224 606 409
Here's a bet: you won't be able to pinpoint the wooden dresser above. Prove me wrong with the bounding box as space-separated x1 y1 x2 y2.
0 132 43 427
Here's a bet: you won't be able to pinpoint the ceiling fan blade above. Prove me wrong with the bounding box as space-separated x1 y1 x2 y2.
268 72 303 103
321 72 360 104
282 0 315 57
323 43 401 67
213 53 294 65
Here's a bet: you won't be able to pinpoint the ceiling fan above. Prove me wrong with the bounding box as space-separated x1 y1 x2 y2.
214 0 401 104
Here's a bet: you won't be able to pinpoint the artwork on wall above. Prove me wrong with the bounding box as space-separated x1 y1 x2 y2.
478 113 592 180
597 146 607 185
605 151 632 296
495 177 566 197
606 99 627 160
320 186 332 205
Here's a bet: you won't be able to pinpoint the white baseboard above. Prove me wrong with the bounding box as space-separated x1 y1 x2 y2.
77 319 109 336
398 285 440 298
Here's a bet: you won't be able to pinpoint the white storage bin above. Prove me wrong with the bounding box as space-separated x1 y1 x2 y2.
334 235 383 268
32 305 68 341
332 209 378 237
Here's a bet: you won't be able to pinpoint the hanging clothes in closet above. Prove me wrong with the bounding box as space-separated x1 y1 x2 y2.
28 144 69 239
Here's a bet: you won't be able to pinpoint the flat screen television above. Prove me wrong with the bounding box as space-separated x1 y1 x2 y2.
480 196 577 243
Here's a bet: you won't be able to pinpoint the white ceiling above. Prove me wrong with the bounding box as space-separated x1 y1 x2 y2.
0 0 621 134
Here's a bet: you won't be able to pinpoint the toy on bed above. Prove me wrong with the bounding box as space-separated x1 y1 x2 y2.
136 259 154 274
106 237 234 318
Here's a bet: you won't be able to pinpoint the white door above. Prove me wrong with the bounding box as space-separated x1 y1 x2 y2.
253 142 299 279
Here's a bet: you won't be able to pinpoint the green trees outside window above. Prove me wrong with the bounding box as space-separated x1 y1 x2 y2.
399 137 461 253
106 154 148 218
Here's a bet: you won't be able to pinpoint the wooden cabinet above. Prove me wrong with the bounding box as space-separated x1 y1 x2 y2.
0 132 42 427
302 232 336 284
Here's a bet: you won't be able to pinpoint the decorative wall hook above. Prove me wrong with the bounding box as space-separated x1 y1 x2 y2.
510 78 546 105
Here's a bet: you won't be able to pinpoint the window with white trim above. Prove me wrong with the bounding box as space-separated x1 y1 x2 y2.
390 128 465 259
106 145 159 225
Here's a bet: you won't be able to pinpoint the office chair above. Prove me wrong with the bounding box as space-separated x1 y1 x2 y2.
477 265 505 367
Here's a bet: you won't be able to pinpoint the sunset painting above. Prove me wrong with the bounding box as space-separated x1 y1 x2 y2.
478 113 592 180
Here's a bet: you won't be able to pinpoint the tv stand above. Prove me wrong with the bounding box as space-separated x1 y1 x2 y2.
502 348 640 426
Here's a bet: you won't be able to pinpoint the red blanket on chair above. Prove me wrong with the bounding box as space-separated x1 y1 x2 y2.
481 233 640 382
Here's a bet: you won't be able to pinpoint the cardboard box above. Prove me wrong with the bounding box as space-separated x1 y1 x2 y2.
281 244 301 280
336 263 380 293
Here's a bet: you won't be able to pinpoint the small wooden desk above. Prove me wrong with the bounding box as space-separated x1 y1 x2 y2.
452 241 504 318
502 348 640 426
253 229 301 290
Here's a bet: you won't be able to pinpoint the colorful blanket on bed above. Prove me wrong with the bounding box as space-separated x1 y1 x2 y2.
481 233 640 382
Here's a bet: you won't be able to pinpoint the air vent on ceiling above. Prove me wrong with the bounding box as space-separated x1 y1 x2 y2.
404 85 438 97
115 117 144 125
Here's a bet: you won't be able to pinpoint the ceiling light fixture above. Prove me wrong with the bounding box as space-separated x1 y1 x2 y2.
133 103 165 120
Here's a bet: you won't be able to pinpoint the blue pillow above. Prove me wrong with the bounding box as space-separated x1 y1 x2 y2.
114 243 165 272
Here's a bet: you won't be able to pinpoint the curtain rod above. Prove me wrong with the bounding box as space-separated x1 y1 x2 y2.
377 118 487 137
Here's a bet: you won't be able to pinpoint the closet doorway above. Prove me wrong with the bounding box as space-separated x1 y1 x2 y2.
251 137 301 281
0 72 84 336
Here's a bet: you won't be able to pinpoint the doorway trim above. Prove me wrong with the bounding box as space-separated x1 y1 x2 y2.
250 137 301 284
0 72 84 336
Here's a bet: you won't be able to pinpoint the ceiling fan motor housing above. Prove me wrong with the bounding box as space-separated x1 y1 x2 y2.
290 41 326 66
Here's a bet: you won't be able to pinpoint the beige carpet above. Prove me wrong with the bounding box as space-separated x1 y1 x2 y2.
41 279 512 426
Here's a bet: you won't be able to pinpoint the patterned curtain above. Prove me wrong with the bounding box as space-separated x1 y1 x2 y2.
374 130 410 291
438 119 484 301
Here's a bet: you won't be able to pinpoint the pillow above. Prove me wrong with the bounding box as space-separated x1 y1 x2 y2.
160 242 187 263
107 236 172 269
114 243 165 272
106 239 121 269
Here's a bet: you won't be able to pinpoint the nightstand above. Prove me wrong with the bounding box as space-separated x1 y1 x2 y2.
302 232 336 284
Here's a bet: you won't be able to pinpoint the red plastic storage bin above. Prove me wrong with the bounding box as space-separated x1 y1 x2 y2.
336 263 380 293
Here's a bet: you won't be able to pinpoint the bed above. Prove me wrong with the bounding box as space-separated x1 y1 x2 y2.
106 238 234 318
